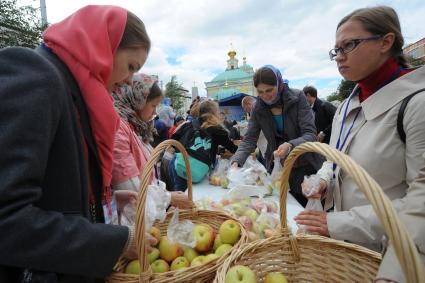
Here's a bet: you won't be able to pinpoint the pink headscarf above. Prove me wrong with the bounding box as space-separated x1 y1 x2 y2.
43 5 127 188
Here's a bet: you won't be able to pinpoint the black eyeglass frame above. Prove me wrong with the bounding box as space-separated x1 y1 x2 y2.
329 35 383 60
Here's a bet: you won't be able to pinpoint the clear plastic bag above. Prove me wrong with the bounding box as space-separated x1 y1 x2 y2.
166 208 196 248
297 174 324 234
209 157 230 188
271 154 283 192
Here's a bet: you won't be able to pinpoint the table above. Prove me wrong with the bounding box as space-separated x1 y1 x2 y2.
192 178 304 233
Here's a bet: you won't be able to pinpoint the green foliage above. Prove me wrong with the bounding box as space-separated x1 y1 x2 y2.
0 0 45 48
327 79 356 102
164 76 187 115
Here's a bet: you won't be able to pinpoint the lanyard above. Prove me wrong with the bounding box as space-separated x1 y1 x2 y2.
335 90 361 151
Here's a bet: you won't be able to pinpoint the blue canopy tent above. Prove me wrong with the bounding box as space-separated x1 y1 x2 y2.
217 93 255 122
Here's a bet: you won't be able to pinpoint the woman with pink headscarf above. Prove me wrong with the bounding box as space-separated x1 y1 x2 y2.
0 5 152 282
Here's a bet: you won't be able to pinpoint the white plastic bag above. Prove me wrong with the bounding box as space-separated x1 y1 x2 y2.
166 208 196 248
209 157 230 188
271 154 283 192
297 174 323 234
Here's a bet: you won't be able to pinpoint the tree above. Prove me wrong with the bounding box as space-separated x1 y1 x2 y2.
327 79 356 102
164 76 188 115
0 0 45 48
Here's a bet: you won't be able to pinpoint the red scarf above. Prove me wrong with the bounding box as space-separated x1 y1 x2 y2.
358 57 410 102
43 5 126 188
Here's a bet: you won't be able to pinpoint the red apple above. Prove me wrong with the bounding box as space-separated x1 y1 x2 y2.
159 236 183 263
193 224 215 252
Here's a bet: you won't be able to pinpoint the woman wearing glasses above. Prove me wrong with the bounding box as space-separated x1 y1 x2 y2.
295 6 425 282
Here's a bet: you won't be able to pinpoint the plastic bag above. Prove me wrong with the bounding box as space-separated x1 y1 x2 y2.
297 175 323 234
166 208 196 248
271 154 283 192
209 157 230 188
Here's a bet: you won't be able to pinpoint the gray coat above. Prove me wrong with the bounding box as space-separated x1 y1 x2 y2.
231 87 324 171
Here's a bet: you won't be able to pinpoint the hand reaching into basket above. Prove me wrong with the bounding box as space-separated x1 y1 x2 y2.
294 211 330 237
123 229 158 260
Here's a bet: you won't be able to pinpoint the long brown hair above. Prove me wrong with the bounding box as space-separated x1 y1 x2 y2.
198 100 222 129
337 6 408 68
119 11 151 52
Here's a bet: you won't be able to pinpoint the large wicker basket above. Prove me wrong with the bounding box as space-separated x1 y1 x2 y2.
107 139 248 283
215 142 425 282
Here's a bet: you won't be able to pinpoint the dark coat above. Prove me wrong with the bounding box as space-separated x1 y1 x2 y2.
0 47 128 283
312 98 337 144
231 87 324 171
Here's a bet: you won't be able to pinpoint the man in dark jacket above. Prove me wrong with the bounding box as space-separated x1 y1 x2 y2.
303 86 336 144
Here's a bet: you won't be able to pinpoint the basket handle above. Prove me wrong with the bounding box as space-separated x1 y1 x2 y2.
278 142 424 283
134 139 194 280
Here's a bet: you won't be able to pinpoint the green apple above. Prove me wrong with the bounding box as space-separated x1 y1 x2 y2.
265 272 288 283
205 253 220 262
159 236 183 263
170 256 189 271
243 208 258 222
147 248 160 264
183 247 199 263
229 203 246 216
225 265 257 283
190 255 206 267
215 243 233 256
124 259 140 274
213 234 223 251
193 224 215 252
150 259 170 273
219 220 241 245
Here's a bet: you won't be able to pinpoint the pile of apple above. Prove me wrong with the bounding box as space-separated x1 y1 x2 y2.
196 196 280 241
124 219 242 274
225 265 288 283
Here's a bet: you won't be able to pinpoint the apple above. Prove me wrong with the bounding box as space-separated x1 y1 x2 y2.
229 203 246 216
215 243 233 256
151 259 170 273
243 208 258 222
190 255 206 267
221 198 231 206
159 236 183 263
183 247 199 263
264 272 288 283
225 265 257 283
219 220 241 245
266 201 278 213
170 256 189 271
264 229 278 238
147 247 160 264
124 260 140 274
150 226 161 243
205 253 220 262
247 231 259 242
213 234 223 251
193 224 215 252
237 216 253 231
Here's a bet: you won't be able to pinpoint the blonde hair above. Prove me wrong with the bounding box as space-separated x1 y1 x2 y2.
337 6 408 67
198 100 222 129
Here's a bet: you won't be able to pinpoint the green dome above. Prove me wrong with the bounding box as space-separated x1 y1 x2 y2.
212 68 252 82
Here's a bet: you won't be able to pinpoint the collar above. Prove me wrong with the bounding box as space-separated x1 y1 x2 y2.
362 65 425 120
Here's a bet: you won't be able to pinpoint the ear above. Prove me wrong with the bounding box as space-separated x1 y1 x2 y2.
380 32 395 54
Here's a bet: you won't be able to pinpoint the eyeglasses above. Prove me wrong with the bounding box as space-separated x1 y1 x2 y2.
329 35 383 60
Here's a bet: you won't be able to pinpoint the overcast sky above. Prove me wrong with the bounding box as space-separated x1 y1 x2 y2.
23 0 425 98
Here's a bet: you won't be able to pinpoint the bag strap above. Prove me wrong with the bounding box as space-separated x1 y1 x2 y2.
397 88 425 143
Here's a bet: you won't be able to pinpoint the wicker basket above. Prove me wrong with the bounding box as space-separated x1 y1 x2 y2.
107 139 249 283
215 142 425 283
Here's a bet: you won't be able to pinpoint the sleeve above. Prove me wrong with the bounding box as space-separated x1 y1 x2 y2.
0 48 128 278
328 96 425 249
288 91 318 147
230 111 261 166
215 127 238 153
323 102 337 137
376 163 425 283
112 121 140 185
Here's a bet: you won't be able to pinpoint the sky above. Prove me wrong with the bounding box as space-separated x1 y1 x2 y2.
22 0 425 99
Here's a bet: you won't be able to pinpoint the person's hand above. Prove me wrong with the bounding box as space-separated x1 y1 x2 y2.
231 162 239 169
301 178 327 198
114 190 138 215
273 142 293 160
123 230 158 260
294 211 329 237
375 280 395 283
170 191 192 209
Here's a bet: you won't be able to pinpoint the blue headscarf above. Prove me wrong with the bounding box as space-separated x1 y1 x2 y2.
259 65 285 105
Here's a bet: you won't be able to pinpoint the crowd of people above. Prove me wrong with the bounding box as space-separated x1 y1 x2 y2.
0 4 424 283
